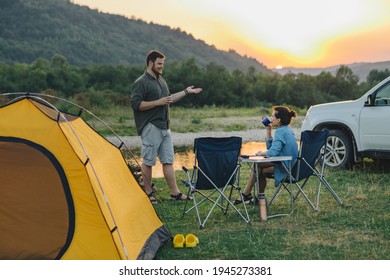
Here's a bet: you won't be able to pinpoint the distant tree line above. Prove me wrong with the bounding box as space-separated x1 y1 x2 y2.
1 54 389 109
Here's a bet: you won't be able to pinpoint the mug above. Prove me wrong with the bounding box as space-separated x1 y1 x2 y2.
262 116 271 126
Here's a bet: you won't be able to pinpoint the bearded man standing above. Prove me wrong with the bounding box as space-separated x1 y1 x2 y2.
131 50 202 204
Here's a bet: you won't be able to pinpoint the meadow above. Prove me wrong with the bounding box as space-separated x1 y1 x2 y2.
89 104 388 260
152 162 390 260
100 105 390 260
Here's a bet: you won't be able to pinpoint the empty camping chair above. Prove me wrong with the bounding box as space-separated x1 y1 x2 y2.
181 137 251 229
267 130 343 217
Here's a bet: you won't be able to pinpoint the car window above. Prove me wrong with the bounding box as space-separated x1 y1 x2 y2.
375 83 390 106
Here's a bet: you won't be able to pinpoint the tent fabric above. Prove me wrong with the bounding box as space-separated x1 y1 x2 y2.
0 97 170 260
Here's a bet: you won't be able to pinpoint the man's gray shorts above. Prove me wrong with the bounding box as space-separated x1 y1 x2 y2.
141 123 174 166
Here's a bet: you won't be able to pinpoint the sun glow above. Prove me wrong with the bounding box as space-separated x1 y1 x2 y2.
72 0 390 68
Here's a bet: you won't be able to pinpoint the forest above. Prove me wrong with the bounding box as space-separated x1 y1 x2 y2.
1 54 389 109
0 0 268 73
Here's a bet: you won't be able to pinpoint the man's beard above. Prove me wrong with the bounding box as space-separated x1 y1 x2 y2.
152 64 162 76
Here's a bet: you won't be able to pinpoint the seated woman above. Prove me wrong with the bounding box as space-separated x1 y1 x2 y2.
235 105 299 204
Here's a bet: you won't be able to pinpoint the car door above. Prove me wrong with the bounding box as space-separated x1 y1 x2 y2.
359 81 390 151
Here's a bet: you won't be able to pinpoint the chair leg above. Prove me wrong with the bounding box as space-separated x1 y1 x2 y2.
181 185 192 219
310 168 343 210
181 170 204 228
224 184 236 215
294 183 317 211
319 177 343 206
267 183 284 208
181 164 251 228
292 177 317 211
267 183 295 219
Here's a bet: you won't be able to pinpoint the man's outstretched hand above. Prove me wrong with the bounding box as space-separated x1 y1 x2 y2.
186 85 202 95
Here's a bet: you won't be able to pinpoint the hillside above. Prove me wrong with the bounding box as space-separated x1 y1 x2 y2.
0 0 271 74
273 61 390 82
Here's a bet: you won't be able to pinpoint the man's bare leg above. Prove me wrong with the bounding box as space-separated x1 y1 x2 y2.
141 163 153 195
162 163 181 195
162 163 190 200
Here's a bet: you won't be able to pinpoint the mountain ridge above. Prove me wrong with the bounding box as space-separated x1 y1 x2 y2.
0 0 271 74
1 0 388 80
273 61 390 82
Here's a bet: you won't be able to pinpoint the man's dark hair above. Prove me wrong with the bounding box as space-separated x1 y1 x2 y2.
146 50 165 65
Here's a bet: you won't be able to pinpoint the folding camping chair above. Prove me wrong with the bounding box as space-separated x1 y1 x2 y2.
267 130 343 217
181 137 251 229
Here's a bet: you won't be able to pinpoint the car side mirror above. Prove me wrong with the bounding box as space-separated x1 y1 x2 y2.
365 94 374 106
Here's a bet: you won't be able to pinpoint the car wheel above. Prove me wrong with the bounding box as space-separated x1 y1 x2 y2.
324 129 352 169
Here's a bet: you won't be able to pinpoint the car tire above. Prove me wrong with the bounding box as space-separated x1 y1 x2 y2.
324 129 353 169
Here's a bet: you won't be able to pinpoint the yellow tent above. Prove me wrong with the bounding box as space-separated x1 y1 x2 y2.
0 94 170 260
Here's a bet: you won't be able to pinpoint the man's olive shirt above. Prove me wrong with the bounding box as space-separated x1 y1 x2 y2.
131 71 170 135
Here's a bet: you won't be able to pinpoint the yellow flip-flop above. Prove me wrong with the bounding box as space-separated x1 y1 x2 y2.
185 233 199 248
173 234 185 248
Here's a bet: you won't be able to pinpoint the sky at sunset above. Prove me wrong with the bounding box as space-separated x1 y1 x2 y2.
71 0 390 69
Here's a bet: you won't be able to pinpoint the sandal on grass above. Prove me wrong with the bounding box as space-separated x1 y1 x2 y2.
147 192 158 205
140 182 158 192
170 192 192 201
234 193 252 205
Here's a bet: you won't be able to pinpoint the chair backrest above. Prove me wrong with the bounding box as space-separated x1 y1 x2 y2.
293 130 329 181
194 137 242 190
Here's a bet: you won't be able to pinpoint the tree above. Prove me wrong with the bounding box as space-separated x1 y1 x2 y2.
334 65 360 100
230 69 250 107
196 62 233 107
366 69 390 86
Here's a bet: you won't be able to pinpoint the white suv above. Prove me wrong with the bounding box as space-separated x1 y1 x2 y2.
301 76 390 169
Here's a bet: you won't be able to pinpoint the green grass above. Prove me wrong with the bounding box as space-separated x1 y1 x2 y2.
86 102 387 259
150 161 390 260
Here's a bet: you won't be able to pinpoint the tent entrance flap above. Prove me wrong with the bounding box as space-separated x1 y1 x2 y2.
0 137 74 260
